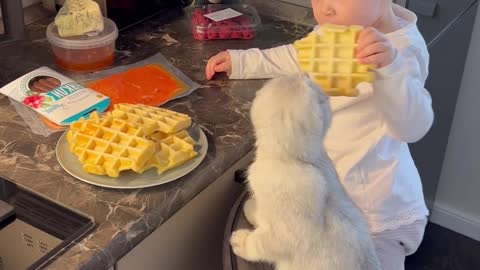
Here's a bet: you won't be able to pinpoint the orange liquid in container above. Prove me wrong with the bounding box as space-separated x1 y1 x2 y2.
46 18 119 72
52 46 115 72
88 64 188 110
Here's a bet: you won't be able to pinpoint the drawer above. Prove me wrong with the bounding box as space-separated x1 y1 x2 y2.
117 152 253 270
409 0 478 45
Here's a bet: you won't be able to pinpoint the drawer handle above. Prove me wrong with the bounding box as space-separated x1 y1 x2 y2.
408 0 439 17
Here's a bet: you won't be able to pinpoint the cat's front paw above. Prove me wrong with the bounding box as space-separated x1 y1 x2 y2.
243 198 257 226
230 229 251 259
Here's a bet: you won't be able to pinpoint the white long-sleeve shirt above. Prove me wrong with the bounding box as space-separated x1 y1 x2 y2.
228 5 433 233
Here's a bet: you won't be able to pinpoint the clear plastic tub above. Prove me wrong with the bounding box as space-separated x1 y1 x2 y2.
189 4 262 40
46 17 118 72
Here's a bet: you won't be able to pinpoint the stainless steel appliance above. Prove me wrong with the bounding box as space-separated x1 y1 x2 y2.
0 177 94 270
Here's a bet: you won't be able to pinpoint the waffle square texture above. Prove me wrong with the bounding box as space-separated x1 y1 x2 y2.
67 112 155 177
139 130 198 175
111 103 192 134
294 24 376 97
66 104 197 178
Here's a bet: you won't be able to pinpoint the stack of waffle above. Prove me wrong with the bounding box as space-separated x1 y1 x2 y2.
294 24 376 97
67 103 197 177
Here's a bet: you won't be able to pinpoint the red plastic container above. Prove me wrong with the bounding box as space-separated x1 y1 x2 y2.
189 4 262 41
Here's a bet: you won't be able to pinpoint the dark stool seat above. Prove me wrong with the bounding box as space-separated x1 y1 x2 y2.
222 191 274 270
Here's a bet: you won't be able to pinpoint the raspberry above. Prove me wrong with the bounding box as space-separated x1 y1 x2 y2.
219 29 231 39
192 9 205 17
236 16 250 26
192 12 202 21
207 24 219 39
192 15 201 24
193 23 207 40
192 7 208 25
229 21 240 28
211 21 234 39
212 21 223 27
231 31 242 39
207 27 218 39
207 30 218 39
194 31 207 40
223 20 236 26
242 32 254 39
199 16 210 24
242 27 255 39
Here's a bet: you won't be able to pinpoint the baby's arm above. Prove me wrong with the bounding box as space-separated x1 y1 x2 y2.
373 45 434 143
206 45 302 80
228 45 302 79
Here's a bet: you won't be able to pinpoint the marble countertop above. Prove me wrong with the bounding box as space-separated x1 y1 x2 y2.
0 6 310 270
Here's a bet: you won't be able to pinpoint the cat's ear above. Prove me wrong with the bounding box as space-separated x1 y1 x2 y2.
297 74 327 104
307 79 329 105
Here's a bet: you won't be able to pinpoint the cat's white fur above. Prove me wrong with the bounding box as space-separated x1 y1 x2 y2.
230 74 381 270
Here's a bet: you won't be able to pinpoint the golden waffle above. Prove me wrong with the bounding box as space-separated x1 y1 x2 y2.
67 112 155 177
111 103 192 135
66 105 198 177
294 24 376 97
139 130 198 174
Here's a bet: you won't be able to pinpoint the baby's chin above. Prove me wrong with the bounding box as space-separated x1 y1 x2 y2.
318 20 368 27
316 17 374 28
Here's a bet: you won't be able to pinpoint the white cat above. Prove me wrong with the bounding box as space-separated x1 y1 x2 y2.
230 74 381 270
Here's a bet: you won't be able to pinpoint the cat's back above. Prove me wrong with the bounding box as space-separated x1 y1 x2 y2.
248 158 327 207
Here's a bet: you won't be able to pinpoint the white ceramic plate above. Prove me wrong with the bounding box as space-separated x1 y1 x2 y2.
56 127 208 189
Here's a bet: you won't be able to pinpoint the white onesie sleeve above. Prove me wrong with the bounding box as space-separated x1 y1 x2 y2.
228 45 302 79
373 43 434 143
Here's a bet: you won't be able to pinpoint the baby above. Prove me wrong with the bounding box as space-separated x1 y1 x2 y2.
206 1 433 270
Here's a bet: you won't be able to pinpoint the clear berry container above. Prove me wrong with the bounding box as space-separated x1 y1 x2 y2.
189 4 262 40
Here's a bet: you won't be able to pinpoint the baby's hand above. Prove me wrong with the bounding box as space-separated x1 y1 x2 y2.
356 27 397 68
206 51 232 80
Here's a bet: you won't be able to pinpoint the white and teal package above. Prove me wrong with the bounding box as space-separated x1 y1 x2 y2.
0 66 110 125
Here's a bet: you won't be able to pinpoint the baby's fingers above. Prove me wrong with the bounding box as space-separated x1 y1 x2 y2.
206 53 228 80
356 27 386 53
205 62 213 80
356 41 388 59
214 61 229 73
358 52 386 65
206 58 219 80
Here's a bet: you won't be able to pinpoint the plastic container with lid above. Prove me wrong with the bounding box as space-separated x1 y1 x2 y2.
46 17 118 72
188 4 262 40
